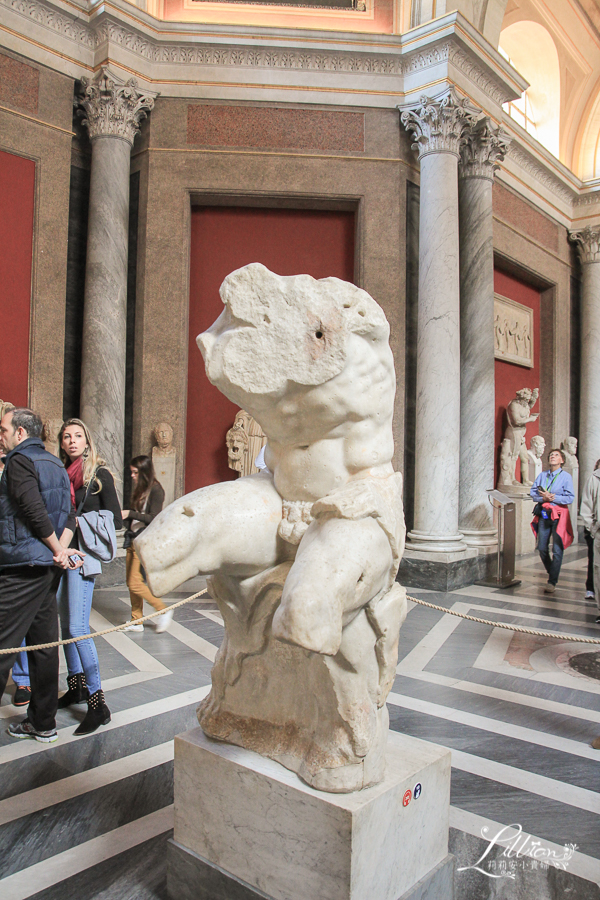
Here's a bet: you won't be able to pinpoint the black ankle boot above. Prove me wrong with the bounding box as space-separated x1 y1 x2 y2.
74 689 111 736
57 674 89 709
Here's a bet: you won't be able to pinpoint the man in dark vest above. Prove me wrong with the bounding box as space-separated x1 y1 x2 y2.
0 407 81 742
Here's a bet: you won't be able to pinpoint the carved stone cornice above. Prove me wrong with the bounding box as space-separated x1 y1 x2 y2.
506 143 576 205
77 67 157 144
569 226 600 264
399 89 481 159
0 0 517 108
459 117 511 180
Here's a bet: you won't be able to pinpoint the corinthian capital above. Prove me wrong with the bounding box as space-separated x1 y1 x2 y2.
459 117 511 180
399 89 481 159
78 68 158 145
569 226 600 264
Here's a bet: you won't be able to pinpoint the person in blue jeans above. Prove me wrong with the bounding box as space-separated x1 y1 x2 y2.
11 643 31 706
530 448 575 593
56 419 123 735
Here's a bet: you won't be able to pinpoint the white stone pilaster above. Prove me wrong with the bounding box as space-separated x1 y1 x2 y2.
78 68 156 486
459 118 510 549
569 226 600 497
400 90 479 553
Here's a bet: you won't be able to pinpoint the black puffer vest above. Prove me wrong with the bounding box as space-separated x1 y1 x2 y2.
0 438 71 568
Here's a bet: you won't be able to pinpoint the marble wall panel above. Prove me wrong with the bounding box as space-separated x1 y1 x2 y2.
186 105 365 152
0 49 74 422
0 52 39 114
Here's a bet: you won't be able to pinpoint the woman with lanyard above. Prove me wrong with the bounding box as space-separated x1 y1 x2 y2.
56 419 123 734
530 448 575 593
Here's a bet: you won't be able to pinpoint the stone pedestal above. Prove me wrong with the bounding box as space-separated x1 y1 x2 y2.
168 727 453 900
152 451 176 508
496 491 535 556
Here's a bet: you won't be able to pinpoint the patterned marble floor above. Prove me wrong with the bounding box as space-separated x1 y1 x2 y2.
1 549 599 900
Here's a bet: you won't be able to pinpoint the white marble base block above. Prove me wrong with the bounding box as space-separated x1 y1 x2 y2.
173 727 451 900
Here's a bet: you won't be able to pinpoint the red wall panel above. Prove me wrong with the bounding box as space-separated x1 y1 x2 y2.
0 150 35 408
187 206 355 492
494 270 541 484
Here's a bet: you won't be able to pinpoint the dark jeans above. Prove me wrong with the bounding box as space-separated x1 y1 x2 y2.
537 517 564 586
0 565 60 731
585 528 595 593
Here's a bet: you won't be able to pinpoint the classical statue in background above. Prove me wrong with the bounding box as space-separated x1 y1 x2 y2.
0 399 15 421
527 434 546 483
152 422 176 457
561 436 579 469
498 387 539 490
137 263 407 793
152 421 176 507
42 418 63 457
226 410 267 477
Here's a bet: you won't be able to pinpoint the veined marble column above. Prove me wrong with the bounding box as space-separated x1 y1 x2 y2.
78 68 156 484
568 226 600 495
458 119 510 549
400 90 479 553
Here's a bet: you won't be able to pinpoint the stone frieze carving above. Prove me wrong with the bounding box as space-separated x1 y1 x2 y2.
569 226 600 263
77 66 156 144
459 116 511 179
400 87 481 158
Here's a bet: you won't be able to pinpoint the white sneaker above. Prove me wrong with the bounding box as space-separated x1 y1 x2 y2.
585 591 595 600
154 609 173 633
123 622 144 633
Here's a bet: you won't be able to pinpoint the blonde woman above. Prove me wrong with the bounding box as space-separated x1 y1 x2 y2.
56 419 122 735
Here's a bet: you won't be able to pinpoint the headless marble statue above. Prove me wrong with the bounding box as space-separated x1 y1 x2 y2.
136 263 407 793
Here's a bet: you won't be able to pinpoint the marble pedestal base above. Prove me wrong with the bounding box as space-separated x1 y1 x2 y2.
398 548 494 592
169 727 452 900
496 492 535 557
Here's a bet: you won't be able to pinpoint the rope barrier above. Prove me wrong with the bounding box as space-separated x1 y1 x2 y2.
2 588 600 655
0 588 207 655
407 595 600 645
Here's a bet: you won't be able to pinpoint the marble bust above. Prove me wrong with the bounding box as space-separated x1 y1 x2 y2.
561 436 579 469
498 387 539 490
42 418 63 457
152 422 176 507
136 263 407 793
152 422 175 457
527 434 545 483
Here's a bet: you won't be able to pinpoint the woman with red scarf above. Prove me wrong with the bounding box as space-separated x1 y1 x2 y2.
56 419 122 734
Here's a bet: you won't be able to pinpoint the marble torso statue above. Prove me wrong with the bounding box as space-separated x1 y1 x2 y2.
137 263 407 793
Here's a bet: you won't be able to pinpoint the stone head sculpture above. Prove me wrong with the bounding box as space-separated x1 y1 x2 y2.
153 422 174 456
225 424 248 473
137 264 405 793
530 435 545 459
